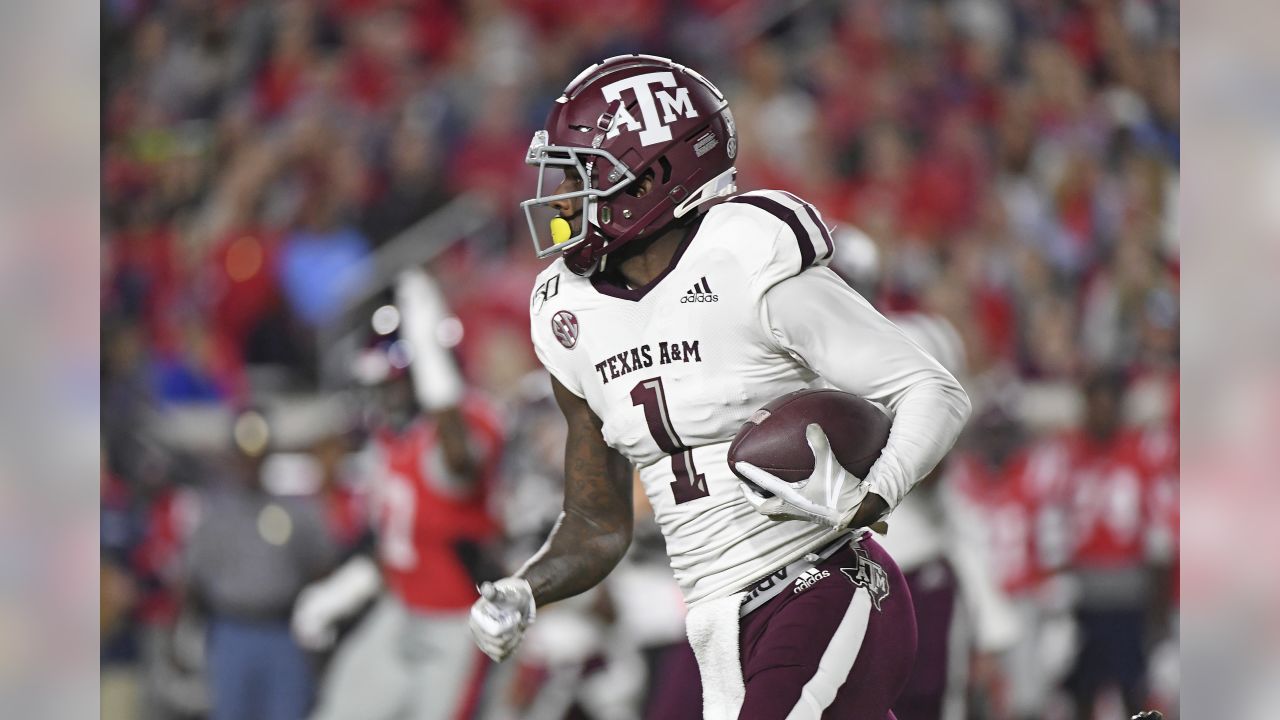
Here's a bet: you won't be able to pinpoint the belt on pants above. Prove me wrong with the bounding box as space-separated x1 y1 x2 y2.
738 532 857 617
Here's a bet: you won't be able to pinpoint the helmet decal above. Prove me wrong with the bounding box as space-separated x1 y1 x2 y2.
600 72 700 146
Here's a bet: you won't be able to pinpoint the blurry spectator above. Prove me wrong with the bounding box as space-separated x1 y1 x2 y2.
101 0 1181 399
277 166 373 329
1080 220 1172 370
732 41 820 192
447 84 534 208
361 114 449 247
105 194 182 341
102 321 158 483
621 512 700 720
183 410 338 720
101 455 142 719
148 315 247 405
255 1 319 120
132 472 208 720
203 225 285 360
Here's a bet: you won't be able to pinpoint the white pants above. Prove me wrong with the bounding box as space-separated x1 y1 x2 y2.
311 596 481 720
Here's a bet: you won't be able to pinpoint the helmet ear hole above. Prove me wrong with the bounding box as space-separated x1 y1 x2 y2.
657 156 672 184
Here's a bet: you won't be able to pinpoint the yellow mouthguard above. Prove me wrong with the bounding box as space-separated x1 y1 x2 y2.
550 217 572 245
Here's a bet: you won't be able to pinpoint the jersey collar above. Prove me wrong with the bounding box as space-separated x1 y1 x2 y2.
589 216 704 302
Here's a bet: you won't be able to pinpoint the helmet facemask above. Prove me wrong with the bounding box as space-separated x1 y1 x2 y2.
520 129 636 271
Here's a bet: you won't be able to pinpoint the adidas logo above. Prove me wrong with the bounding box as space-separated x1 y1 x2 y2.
793 567 830 594
680 276 718 303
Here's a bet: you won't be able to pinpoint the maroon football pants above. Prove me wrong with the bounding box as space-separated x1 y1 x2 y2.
737 535 917 720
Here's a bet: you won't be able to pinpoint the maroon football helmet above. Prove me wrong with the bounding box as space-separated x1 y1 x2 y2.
521 54 739 275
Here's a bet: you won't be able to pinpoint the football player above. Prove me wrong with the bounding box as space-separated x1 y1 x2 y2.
470 55 971 720
949 404 1077 720
1059 369 1175 720
294 269 504 720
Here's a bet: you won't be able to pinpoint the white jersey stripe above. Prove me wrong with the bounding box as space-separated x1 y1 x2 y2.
784 590 873 719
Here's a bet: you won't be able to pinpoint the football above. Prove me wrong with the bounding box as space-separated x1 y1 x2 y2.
728 388 891 497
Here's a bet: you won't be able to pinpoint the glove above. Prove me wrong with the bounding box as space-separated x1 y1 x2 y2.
735 423 872 529
468 577 536 662
291 556 382 651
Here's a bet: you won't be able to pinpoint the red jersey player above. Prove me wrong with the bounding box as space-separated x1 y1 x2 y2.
949 405 1077 720
293 269 503 720
1058 370 1174 720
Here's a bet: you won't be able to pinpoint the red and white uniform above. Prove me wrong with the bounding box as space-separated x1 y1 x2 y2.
312 398 503 720
370 398 503 611
950 447 1067 598
1058 429 1169 571
952 441 1080 718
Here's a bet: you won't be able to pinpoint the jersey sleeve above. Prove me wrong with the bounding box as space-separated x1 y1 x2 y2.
528 264 587 398
760 267 972 511
723 190 834 299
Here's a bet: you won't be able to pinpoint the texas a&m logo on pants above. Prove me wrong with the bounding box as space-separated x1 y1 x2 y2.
841 545 890 611
551 310 579 349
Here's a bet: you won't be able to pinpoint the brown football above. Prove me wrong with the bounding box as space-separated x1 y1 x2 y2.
728 388 891 497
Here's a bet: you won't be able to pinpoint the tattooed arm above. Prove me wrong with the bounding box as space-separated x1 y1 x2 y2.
469 377 632 661
516 377 634 606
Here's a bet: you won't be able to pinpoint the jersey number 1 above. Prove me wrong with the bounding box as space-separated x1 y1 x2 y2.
631 377 710 504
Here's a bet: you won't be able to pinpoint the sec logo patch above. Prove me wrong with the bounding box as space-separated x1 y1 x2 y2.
552 310 579 349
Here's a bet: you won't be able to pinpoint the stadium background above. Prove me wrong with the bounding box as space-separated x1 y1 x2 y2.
100 0 1179 718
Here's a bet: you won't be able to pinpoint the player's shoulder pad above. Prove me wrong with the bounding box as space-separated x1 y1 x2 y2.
710 189 834 294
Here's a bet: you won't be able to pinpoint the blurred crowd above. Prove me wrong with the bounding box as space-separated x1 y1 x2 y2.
100 1 1179 719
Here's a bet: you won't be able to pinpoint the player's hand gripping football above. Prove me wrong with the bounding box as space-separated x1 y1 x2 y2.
468 577 536 662
735 423 877 530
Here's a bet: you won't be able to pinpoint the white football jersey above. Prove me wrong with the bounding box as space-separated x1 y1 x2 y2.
529 190 969 606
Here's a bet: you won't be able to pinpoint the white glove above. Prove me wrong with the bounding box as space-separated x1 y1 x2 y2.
468 577 536 662
291 555 382 651
735 424 871 529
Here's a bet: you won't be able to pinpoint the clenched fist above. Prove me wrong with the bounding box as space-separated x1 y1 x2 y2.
468 577 536 662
